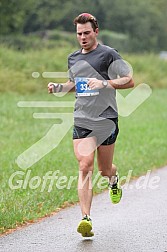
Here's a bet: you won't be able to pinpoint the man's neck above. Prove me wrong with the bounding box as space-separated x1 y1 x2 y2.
82 42 98 54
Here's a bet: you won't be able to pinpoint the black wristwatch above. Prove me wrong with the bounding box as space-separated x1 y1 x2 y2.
102 80 108 88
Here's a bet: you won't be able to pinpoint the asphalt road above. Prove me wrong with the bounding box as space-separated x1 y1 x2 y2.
0 167 167 252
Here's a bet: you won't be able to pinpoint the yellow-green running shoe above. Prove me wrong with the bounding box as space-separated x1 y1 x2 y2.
77 215 94 237
109 173 122 204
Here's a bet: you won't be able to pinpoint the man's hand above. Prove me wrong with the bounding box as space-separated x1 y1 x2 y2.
48 82 59 93
87 78 104 90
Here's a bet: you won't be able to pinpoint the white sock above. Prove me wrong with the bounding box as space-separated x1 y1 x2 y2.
109 175 118 186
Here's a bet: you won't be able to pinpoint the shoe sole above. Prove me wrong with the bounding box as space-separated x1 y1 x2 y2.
77 220 94 237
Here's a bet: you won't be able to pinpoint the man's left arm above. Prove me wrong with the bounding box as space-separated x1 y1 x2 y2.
87 76 134 90
108 76 134 89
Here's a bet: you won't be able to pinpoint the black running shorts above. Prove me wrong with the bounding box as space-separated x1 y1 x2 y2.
73 118 119 145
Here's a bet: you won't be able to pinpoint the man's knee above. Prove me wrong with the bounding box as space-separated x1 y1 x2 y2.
79 160 93 176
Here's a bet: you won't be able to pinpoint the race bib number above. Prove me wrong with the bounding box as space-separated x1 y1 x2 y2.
75 77 99 96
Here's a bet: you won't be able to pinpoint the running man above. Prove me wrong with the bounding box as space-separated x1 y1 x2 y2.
48 13 134 237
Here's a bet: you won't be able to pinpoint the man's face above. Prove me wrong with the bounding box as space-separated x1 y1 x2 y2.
76 22 98 52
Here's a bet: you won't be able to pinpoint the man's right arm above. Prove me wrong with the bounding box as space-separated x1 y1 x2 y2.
48 80 75 93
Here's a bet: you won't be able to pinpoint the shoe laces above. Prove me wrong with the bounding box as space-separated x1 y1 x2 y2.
110 183 119 195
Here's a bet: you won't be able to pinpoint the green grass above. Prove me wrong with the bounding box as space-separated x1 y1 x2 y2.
0 45 167 234
126 53 167 88
0 45 74 93
0 46 167 94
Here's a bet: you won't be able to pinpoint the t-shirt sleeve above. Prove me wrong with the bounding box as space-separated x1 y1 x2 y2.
107 49 132 78
68 55 75 82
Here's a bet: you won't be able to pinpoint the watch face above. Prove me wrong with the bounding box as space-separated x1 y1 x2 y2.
102 80 108 87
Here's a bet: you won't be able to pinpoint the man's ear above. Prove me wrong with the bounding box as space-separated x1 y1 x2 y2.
95 28 99 35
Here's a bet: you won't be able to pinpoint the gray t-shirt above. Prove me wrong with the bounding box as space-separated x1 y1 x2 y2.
68 44 129 129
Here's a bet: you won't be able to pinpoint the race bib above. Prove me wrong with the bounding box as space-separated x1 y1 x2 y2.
75 77 99 96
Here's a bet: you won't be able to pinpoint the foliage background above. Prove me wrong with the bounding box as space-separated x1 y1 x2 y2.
0 0 167 52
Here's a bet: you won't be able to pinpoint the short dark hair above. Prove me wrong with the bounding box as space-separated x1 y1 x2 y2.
73 13 99 31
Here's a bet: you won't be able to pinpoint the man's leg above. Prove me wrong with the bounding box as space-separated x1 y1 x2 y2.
97 143 122 204
73 137 96 216
97 143 116 179
73 137 96 237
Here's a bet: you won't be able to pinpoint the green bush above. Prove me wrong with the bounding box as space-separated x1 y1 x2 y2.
0 30 131 52
0 31 77 51
48 30 78 47
99 30 130 52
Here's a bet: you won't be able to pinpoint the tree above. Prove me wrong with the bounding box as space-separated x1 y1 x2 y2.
0 0 167 52
0 0 32 34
